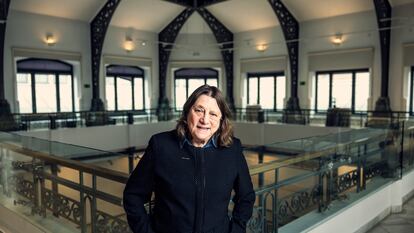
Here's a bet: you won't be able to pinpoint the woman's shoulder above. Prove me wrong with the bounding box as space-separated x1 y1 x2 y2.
150 130 179 145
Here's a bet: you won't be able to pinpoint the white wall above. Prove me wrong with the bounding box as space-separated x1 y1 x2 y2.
5 4 414 112
5 10 91 111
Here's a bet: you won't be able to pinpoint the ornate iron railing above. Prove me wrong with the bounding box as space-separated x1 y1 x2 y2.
1 124 413 233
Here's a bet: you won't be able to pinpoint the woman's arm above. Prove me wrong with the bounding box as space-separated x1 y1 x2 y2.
231 140 256 233
123 137 156 233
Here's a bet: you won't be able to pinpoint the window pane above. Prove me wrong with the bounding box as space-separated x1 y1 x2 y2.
117 77 132 110
106 77 115 111
276 76 286 110
59 75 73 112
206 78 218 87
248 77 258 105
259 76 275 109
316 74 330 111
175 79 187 110
35 74 56 113
355 72 370 111
332 73 352 109
134 78 144 110
16 73 32 113
188 79 205 96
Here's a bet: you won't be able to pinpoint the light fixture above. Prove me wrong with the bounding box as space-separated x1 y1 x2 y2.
256 44 267 52
124 36 135 52
141 40 147 46
45 33 56 46
332 33 343 46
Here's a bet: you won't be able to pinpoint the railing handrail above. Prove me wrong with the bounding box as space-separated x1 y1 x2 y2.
248 132 386 176
0 141 129 183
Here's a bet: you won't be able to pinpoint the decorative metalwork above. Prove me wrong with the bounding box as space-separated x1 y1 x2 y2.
337 170 359 193
365 161 386 180
277 185 320 224
163 0 228 8
43 189 82 224
90 0 121 111
158 8 194 106
373 0 392 113
197 8 235 109
96 210 131 233
268 0 300 113
7 175 35 201
247 206 264 233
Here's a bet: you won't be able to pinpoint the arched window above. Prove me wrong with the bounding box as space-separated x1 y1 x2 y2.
247 71 285 110
174 68 218 109
16 58 77 113
105 65 145 111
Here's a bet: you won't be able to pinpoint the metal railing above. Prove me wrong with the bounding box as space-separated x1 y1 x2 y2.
4 108 414 131
0 124 414 232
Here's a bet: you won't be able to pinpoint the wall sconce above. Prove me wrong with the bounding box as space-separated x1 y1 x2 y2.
332 33 344 46
45 33 56 46
124 36 135 52
140 40 147 46
256 44 267 52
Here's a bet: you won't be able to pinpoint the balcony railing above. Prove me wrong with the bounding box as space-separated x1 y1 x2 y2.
0 123 414 232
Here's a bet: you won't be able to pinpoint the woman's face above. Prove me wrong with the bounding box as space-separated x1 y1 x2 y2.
187 94 222 147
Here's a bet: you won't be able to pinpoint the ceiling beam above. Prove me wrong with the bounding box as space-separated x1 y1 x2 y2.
197 8 235 109
90 0 122 111
162 0 228 8
373 0 392 114
268 0 301 113
158 8 195 113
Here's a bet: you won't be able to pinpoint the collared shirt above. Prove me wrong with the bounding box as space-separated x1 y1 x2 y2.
180 135 218 149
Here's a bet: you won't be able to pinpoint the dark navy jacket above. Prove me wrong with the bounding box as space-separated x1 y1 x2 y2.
123 130 255 233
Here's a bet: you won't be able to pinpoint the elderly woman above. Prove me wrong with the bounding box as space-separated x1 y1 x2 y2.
123 85 255 233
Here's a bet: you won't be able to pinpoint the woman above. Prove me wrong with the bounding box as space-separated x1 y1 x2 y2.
123 85 255 233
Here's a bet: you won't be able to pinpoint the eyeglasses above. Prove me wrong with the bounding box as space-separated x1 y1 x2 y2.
192 106 222 122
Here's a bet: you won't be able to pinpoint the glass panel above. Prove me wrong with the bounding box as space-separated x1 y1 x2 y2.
59 75 73 112
16 73 33 113
332 73 352 109
106 77 115 111
206 78 218 87
259 76 275 109
248 77 258 105
276 76 286 110
117 77 132 110
355 72 370 111
188 79 204 96
316 74 330 111
175 79 187 110
134 78 144 110
35 74 56 113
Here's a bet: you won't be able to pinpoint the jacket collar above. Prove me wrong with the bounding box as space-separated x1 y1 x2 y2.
179 135 218 149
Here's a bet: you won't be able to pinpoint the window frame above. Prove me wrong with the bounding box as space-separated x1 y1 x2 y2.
409 66 414 115
105 65 145 111
314 68 369 113
16 58 75 113
246 71 285 111
173 68 219 110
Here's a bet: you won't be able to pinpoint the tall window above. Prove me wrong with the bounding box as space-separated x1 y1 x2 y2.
409 66 414 115
314 69 370 112
174 68 218 110
16 58 77 113
247 72 285 110
105 65 145 111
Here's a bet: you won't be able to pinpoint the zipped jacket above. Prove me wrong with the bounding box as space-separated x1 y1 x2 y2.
123 130 255 233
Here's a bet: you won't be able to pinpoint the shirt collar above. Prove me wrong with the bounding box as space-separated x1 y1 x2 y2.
180 135 218 149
